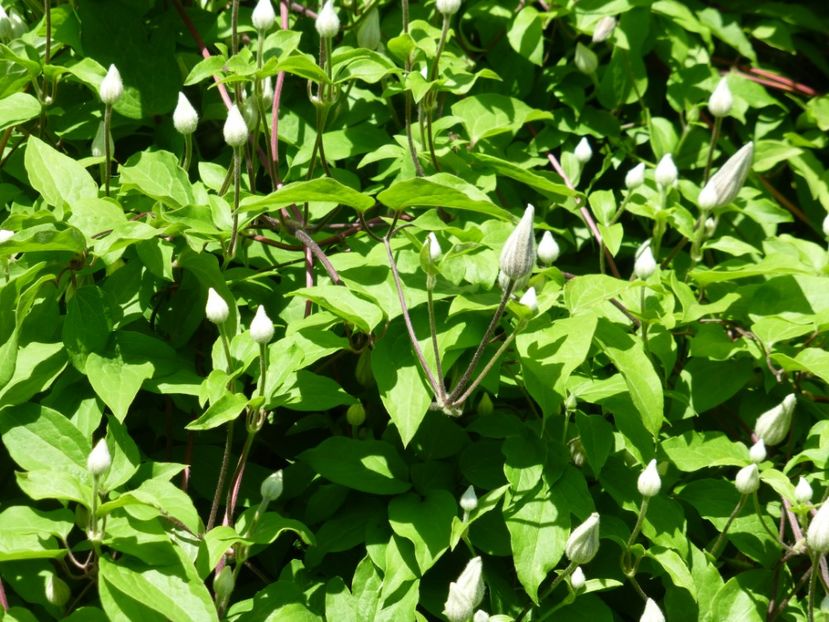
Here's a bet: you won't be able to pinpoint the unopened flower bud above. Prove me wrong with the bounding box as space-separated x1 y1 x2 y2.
499 204 536 282
807 502 829 554
443 557 485 622
634 240 657 280
460 485 478 513
205 288 230 325
708 77 733 118
427 232 442 262
592 15 617 43
754 393 796 446
45 574 70 607
570 566 586 590
735 463 760 495
91 122 113 158
575 137 593 164
173 92 199 135
436 0 462 16
654 154 678 189
477 393 493 417
574 42 598 75
637 459 661 497
356 350 374 387
357 7 381 50
250 305 274 344
262 76 274 106
0 7 10 41
99 64 124 105
213 566 235 604
625 162 646 189
223 104 248 148
472 611 490 622
252 0 276 31
704 217 716 238
565 512 600 564
640 598 665 622
749 439 766 463
519 287 538 313
87 439 111 477
346 402 366 426
315 0 340 38
795 477 813 504
822 213 829 238
570 436 585 466
0 229 13 244
537 231 560 265
260 470 284 502
697 142 754 210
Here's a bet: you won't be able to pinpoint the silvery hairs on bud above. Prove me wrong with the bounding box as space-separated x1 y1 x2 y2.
499 204 536 282
697 142 754 211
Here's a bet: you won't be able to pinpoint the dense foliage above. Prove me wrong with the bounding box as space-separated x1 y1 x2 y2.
1 0 829 620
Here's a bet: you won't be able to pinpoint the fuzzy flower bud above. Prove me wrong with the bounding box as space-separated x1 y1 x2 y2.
499 204 536 282
654 154 678 189
634 240 657 280
0 230 13 244
704 217 716 238
574 42 598 75
45 574 70 607
460 485 478 513
250 305 274 344
749 439 766 463
519 287 538 313
571 566 586 590
173 92 199 135
205 288 230 325
224 104 248 148
795 477 813 504
565 512 600 564
87 439 111 477
697 142 754 211
807 502 829 554
346 402 366 426
754 393 796 446
472 611 490 622
735 463 760 495
637 459 661 497
640 598 665 622
260 470 284 502
357 7 381 50
708 77 733 118
443 557 485 622
315 1 340 38
427 232 442 262
537 231 560 265
625 162 646 189
436 0 462 16
575 137 593 164
99 64 124 105
592 16 617 43
252 0 276 31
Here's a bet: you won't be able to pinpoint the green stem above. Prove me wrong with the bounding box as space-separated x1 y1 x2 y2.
752 493 786 548
808 553 819 622
455 330 519 407
517 562 577 622
257 343 268 398
703 116 722 184
640 287 649 350
622 498 650 573
709 494 747 560
182 133 192 173
103 104 113 196
89 476 100 540
227 147 242 260
426 279 445 401
207 329 236 531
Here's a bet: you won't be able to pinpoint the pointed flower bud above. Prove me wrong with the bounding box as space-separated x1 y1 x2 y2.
173 92 199 135
807 502 829 554
252 0 276 31
427 232 442 262
357 7 381 50
574 42 598 75
537 231 560 265
436 0 462 16
575 137 593 164
224 104 248 148
460 485 478 513
592 15 617 43
472 611 490 622
708 77 733 118
99 64 124 105
565 512 600 564
704 217 716 237
735 463 760 495
795 477 813 504
443 557 485 622
749 439 766 463
654 154 678 189
499 204 536 282
205 288 230 325
315 0 340 38
260 470 284 502
571 566 586 590
519 287 538 313
640 598 665 622
45 574 70 607
822 213 829 238
0 229 13 244
625 162 646 189
634 240 657 280
262 75 274 106
697 142 754 211
87 439 111 477
250 305 274 344
754 393 796 446
346 402 366 426
637 459 661 497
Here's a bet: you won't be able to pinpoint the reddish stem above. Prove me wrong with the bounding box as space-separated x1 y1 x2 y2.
270 1 290 186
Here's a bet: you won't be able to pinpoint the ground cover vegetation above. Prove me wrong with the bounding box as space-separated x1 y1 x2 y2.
0 0 828 620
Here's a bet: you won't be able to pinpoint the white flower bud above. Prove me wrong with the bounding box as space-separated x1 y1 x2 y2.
570 566 586 590
735 463 760 495
749 439 766 463
625 162 646 189
87 439 111 477
807 502 829 554
472 611 490 622
91 121 113 158
0 229 13 244
634 240 657 280
262 76 274 106
205 288 230 325
697 142 754 210
637 459 662 497
574 42 598 75
460 485 478 512
99 64 124 105
173 92 199 135
45 574 70 607
252 0 276 31
708 77 733 118
592 16 617 43
519 287 538 313
575 137 592 164
704 217 716 238
565 512 600 564
427 232 442 262
315 0 340 38
443 557 485 622
537 231 560 265
357 7 381 50
223 104 248 148
499 204 536 281
0 7 10 41
822 213 829 238
754 393 796 446
654 154 678 189
436 0 462 16
250 305 274 344
795 477 813 504
640 598 665 622
260 470 284 502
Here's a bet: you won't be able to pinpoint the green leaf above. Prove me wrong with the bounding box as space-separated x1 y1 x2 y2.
240 177 375 213
186 392 249 431
451 93 553 145
300 437 411 495
290 285 384 333
86 348 154 422
388 490 455 574
0 506 73 561
662 431 748 472
507 7 544 66
564 275 632 314
63 286 115 371
471 152 574 200
0 93 41 131
119 150 196 208
377 174 512 219
236 510 315 546
25 136 98 210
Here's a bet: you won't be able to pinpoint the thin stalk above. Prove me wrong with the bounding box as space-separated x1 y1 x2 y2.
622 498 650 573
610 191 632 225
751 493 788 550
401 0 424 176
227 147 242 259
455 330 518 406
103 104 113 196
231 0 240 56
257 343 268 398
89 476 100 539
703 116 722 183
44 0 52 98
517 561 577 622
709 494 747 560
224 429 256 525
206 329 235 531
640 287 649 349
426 279 446 401
808 552 819 622
182 133 193 172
